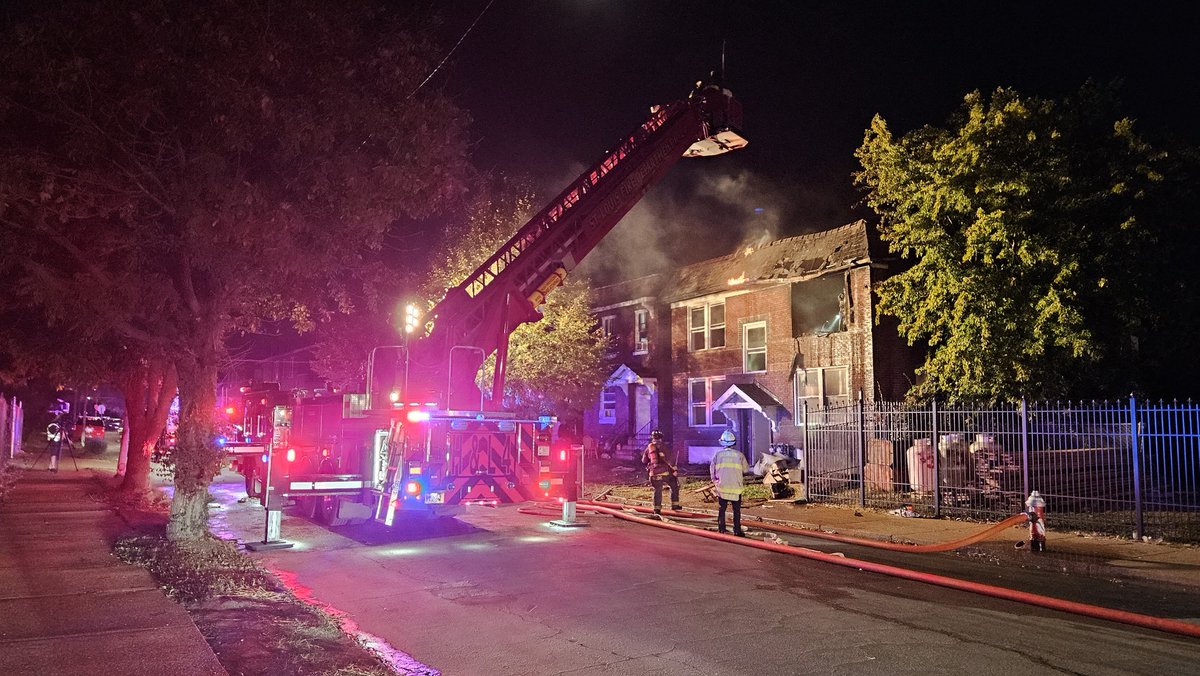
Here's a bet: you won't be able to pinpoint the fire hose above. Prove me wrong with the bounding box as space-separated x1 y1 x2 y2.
582 499 1031 552
519 500 1200 640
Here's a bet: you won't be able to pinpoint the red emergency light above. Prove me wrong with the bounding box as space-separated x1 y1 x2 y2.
225 406 236 416
286 448 296 463
405 481 421 495
406 410 431 423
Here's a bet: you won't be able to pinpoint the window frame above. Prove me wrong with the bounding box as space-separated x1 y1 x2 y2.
633 309 649 354
794 366 851 425
742 320 767 373
687 301 726 352
599 389 617 424
688 376 728 427
601 315 615 338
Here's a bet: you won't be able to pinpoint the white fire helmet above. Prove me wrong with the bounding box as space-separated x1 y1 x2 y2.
719 429 736 447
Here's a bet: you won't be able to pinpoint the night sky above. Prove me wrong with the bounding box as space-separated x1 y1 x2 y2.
427 1 1200 282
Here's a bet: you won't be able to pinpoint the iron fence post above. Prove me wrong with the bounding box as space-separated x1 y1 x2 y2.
1020 397 1030 500
1129 395 1143 540
931 397 940 517
857 392 866 507
801 401 809 502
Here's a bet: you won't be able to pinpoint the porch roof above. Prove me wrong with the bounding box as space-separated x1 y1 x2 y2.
712 382 791 432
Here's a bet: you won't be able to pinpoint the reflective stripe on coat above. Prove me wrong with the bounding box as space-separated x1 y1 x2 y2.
710 448 749 500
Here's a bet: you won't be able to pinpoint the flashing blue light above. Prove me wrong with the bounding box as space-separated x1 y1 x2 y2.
537 415 553 430
216 436 227 447
475 413 485 420
754 207 765 213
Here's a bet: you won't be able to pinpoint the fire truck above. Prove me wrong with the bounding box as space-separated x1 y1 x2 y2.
227 78 747 526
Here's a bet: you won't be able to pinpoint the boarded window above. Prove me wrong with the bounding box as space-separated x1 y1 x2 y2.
791 274 846 337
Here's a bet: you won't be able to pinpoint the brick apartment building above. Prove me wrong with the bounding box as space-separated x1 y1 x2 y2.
583 220 919 465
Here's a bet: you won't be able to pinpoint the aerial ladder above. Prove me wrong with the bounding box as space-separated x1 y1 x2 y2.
237 78 747 528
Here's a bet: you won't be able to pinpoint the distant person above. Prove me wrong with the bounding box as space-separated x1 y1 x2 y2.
642 429 680 516
710 430 749 536
46 414 67 472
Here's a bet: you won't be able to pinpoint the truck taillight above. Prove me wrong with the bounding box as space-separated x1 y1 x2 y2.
405 481 421 495
286 448 296 462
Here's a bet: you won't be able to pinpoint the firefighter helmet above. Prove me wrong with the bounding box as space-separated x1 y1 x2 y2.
719 429 737 447
650 429 664 440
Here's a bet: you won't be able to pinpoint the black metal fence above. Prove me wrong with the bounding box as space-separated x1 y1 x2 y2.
800 398 1200 542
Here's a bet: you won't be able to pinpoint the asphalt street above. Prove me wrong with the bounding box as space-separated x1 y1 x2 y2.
208 480 1200 676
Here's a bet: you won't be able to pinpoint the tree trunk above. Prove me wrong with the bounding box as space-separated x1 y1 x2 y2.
167 348 222 542
118 358 177 498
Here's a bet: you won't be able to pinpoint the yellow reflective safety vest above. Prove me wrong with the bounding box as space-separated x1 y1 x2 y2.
710 447 749 500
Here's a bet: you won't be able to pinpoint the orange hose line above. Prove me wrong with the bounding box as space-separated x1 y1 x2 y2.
756 513 1030 552
565 503 1200 640
581 500 1027 552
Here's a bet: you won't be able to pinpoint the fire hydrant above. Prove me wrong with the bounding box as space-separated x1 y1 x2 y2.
1025 490 1047 552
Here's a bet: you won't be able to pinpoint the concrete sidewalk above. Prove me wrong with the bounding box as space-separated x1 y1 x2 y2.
0 466 226 676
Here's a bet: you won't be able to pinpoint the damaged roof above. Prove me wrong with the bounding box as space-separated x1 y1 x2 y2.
591 274 665 308
662 220 871 302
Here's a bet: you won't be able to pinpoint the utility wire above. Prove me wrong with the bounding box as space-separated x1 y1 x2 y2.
407 0 495 100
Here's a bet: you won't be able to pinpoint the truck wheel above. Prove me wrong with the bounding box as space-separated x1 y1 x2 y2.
319 496 351 527
297 496 319 520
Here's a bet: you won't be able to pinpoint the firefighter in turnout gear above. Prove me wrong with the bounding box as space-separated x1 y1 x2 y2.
642 430 681 516
710 429 749 536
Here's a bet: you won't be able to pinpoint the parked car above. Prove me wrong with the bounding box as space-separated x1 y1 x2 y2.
103 416 123 431
71 416 107 444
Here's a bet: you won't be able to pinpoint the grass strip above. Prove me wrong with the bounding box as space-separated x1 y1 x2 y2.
116 532 396 676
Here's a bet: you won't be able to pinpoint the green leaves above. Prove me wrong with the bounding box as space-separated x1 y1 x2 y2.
857 84 1191 401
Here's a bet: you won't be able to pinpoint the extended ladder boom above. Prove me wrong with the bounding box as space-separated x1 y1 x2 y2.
392 81 746 410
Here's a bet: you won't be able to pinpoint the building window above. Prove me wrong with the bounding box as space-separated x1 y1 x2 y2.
599 389 617 424
601 315 615 338
688 377 728 427
743 321 767 373
688 302 726 351
794 367 851 424
634 309 649 354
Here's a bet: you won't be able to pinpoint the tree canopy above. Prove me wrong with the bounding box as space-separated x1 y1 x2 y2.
856 84 1200 402
0 0 471 538
424 174 609 425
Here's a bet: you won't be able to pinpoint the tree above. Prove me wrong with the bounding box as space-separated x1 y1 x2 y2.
0 0 470 540
0 302 176 499
855 84 1199 402
424 174 609 424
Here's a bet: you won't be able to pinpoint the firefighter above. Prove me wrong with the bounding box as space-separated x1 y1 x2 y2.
45 414 66 472
642 429 680 516
710 429 749 536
